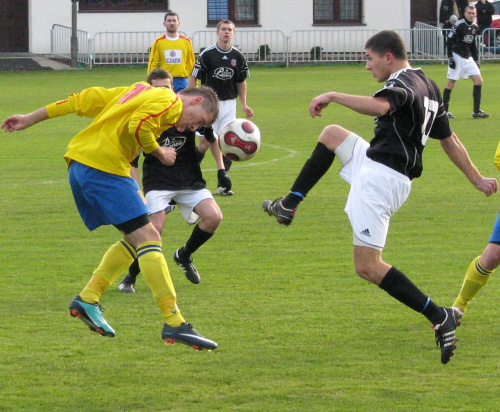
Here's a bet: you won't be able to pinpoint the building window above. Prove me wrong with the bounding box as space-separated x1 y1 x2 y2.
79 0 168 12
208 0 259 26
313 0 362 25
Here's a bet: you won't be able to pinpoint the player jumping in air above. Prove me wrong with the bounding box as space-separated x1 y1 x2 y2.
263 30 497 364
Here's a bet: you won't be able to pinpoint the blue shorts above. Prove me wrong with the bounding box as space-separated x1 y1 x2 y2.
489 211 500 243
68 161 149 231
173 77 188 93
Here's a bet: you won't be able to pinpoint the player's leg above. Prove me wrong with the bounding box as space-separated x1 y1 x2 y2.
67 162 147 336
443 78 456 117
119 210 167 293
125 223 217 350
174 192 222 284
348 159 459 364
470 73 489 118
453 212 500 313
263 125 350 225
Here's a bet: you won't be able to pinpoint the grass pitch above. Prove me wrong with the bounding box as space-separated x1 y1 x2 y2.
0 64 499 411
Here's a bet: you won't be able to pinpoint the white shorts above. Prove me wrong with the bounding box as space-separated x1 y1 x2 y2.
213 99 237 134
336 133 412 250
145 189 214 225
447 52 480 81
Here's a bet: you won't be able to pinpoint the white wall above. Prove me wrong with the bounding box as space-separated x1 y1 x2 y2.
30 0 411 54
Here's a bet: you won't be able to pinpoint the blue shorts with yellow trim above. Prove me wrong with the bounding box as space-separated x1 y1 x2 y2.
68 161 149 231
489 211 500 244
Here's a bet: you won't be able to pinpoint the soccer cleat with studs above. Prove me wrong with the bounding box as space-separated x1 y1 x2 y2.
472 110 489 119
174 249 201 284
262 198 296 226
69 295 116 337
433 307 462 364
161 322 217 351
446 112 455 119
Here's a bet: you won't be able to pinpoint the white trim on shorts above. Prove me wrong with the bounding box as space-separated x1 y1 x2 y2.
145 189 214 225
447 52 480 81
335 133 412 250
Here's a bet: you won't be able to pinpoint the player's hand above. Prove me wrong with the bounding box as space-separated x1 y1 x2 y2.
1 115 30 132
309 93 333 118
448 58 456 69
475 177 498 197
152 146 177 166
217 169 233 195
243 105 254 119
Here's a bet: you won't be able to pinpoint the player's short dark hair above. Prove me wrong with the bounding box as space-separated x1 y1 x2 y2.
146 68 173 86
164 11 179 21
365 30 407 60
217 20 235 31
179 86 219 125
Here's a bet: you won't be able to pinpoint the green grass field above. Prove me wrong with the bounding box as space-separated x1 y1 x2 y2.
0 63 499 411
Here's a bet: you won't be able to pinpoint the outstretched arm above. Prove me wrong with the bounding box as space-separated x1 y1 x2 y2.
1 108 49 132
309 92 390 118
441 133 498 196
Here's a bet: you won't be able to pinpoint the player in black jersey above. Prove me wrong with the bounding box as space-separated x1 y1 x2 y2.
189 20 254 195
118 69 229 291
263 30 498 364
443 5 489 119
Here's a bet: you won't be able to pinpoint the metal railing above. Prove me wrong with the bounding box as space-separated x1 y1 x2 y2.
50 24 500 68
50 24 92 66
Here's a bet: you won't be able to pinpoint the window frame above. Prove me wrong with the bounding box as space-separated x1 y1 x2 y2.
313 0 363 26
207 0 259 27
78 0 169 13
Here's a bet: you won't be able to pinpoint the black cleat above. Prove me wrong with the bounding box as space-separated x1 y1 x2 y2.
162 322 217 351
473 110 489 118
262 198 296 226
69 295 116 337
174 249 201 284
446 112 455 119
433 307 462 364
118 273 136 293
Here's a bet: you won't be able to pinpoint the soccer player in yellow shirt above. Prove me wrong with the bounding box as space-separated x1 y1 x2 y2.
1 82 219 351
453 140 500 316
147 11 195 93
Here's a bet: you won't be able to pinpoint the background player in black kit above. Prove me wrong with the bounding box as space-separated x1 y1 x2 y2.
189 20 254 195
119 69 229 292
263 30 498 364
443 5 489 119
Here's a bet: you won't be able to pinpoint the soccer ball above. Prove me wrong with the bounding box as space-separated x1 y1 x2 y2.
218 119 261 161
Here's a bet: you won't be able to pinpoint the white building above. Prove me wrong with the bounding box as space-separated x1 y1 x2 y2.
0 0 434 55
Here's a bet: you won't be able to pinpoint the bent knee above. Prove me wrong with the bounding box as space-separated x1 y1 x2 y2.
318 125 352 152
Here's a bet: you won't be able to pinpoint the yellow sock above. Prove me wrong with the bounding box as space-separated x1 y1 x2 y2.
80 240 136 303
453 256 493 312
137 241 185 327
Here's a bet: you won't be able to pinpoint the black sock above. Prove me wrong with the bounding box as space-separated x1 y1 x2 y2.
126 258 140 282
182 224 214 256
194 147 206 164
223 155 232 171
473 85 481 113
379 267 443 325
443 88 452 112
282 142 335 209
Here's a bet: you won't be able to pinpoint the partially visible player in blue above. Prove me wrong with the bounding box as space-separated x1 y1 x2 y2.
453 140 500 316
263 30 498 364
1 80 220 351
118 68 229 292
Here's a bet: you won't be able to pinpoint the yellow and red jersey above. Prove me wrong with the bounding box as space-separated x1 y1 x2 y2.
46 82 182 176
147 34 195 78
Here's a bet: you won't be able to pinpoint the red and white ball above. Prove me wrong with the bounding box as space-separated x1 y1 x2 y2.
218 119 261 161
